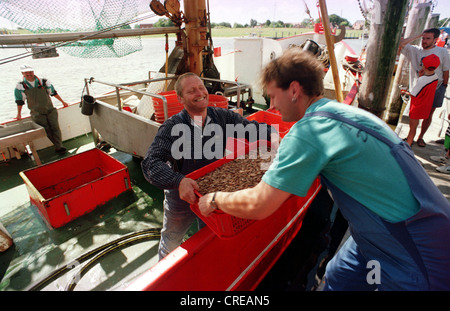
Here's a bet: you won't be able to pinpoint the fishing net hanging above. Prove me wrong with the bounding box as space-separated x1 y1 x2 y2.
0 0 150 58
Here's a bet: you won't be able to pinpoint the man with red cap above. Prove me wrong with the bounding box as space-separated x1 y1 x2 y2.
401 54 439 146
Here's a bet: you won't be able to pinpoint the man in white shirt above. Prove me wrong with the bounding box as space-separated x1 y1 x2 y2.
399 28 450 147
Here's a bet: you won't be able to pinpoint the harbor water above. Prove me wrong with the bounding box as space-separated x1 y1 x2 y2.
0 36 364 123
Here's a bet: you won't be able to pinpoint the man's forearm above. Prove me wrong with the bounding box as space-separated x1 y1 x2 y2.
141 157 185 190
53 94 68 106
200 181 291 220
399 33 422 50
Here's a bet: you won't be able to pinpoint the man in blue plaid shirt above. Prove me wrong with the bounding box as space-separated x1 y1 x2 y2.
141 72 278 259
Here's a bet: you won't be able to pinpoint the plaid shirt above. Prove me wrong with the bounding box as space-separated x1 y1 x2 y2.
141 107 275 190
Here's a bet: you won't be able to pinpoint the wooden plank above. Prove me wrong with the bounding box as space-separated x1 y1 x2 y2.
318 0 344 103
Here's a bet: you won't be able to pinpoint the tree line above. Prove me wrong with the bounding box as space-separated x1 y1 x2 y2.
150 15 353 29
147 14 448 29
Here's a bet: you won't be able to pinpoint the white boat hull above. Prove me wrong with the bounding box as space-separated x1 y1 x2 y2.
214 33 359 105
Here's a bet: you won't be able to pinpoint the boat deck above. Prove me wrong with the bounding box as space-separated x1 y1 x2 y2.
1 94 449 291
0 134 168 291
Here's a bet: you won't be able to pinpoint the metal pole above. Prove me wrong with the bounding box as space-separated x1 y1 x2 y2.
165 33 169 91
0 27 180 45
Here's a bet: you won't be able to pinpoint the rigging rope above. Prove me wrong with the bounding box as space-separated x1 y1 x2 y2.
0 0 155 60
0 13 157 65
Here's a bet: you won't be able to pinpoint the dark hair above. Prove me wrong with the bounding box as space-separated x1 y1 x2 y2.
259 47 324 97
423 28 440 39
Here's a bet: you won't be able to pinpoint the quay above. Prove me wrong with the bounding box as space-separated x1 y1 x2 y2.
395 88 450 202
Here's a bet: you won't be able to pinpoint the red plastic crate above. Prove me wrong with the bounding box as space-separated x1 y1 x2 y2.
188 140 273 239
152 91 183 123
153 91 229 123
208 94 228 108
19 148 132 228
246 110 295 138
189 161 255 239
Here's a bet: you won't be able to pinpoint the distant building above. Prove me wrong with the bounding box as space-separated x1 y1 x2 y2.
353 20 365 30
139 24 154 29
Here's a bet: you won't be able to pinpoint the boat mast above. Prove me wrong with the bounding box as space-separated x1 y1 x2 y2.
183 0 208 75
357 0 408 118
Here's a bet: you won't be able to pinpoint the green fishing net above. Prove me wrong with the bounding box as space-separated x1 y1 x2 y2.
0 0 148 58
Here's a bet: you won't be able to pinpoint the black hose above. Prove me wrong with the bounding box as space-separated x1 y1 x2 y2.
65 232 160 291
27 228 161 291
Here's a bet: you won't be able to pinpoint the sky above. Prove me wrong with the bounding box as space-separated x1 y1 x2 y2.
207 0 450 25
0 0 449 29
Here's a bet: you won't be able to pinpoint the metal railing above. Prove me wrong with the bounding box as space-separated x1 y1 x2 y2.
84 76 175 120
84 75 253 121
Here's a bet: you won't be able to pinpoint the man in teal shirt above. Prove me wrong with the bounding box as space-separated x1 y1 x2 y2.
14 64 69 154
198 48 450 290
265 98 419 222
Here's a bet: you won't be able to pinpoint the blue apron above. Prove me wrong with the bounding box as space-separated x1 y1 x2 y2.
305 111 450 290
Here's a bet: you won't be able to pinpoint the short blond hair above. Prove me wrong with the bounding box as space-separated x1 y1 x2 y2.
174 72 201 97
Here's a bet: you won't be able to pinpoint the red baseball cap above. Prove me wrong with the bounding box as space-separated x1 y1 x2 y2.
422 54 440 69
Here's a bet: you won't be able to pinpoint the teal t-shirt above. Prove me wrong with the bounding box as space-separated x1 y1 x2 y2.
263 98 420 222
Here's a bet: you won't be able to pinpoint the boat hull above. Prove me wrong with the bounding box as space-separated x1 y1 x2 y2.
126 178 321 291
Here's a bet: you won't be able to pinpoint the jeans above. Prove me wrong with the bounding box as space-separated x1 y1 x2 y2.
158 189 205 260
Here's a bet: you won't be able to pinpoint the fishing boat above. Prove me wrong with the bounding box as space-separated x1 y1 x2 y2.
0 0 361 291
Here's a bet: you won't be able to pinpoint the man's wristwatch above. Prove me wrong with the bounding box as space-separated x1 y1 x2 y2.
210 192 218 210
